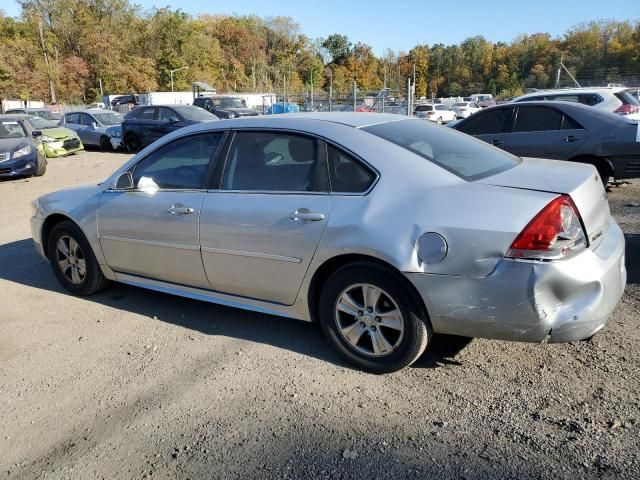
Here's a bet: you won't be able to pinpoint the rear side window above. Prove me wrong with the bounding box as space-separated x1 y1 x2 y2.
327 145 375 193
132 133 222 190
363 119 519 181
562 115 584 130
514 107 562 132
66 113 80 124
138 108 156 120
457 108 511 135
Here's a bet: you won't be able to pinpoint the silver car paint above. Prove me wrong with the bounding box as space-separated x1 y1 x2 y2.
32 113 626 343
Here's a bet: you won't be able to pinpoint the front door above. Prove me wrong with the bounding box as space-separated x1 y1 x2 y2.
98 132 224 288
200 130 331 305
456 106 513 149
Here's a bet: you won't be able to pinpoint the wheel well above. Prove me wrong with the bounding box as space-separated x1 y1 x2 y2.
41 214 73 258
307 254 429 323
569 155 613 177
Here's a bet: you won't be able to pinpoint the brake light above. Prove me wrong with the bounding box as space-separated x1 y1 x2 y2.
426 111 434 115
506 195 586 260
614 104 640 115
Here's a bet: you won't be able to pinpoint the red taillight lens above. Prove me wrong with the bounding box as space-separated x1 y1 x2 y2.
614 104 639 115
507 195 586 260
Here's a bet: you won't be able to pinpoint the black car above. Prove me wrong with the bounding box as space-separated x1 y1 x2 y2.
193 96 260 119
452 101 640 184
122 105 218 152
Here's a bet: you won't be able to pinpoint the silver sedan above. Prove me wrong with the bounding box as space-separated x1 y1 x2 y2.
30 113 627 373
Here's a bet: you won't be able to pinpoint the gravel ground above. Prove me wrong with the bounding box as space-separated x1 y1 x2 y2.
0 151 638 480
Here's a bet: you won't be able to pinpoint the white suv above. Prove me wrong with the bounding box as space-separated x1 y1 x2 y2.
413 104 456 124
451 101 481 119
512 87 640 120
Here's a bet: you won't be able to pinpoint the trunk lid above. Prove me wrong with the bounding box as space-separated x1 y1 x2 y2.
477 157 610 248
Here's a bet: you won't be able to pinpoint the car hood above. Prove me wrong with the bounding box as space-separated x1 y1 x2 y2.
38 184 103 217
478 157 610 246
41 127 76 139
0 137 31 152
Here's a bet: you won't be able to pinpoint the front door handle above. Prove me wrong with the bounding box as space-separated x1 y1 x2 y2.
289 209 325 222
565 135 578 142
492 139 503 146
168 204 195 215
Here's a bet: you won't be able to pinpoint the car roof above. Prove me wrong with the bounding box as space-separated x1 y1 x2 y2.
516 87 625 97
0 114 29 121
261 112 407 128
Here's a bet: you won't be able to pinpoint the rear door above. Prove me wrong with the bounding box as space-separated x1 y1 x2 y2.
199 130 331 305
502 106 587 159
135 107 158 147
455 106 513 147
155 107 186 140
64 113 86 143
79 113 100 145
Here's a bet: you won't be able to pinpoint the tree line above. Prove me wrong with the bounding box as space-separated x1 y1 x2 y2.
0 0 638 104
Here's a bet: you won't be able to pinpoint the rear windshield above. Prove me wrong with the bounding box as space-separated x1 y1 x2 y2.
362 119 519 181
453 102 468 107
414 105 433 111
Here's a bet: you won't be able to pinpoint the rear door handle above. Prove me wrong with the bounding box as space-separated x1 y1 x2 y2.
565 135 578 142
289 209 325 222
492 139 503 146
168 204 195 215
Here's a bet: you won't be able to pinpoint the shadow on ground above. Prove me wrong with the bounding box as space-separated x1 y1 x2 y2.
0 238 474 370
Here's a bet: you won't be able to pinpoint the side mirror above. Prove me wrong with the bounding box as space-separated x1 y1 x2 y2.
91 122 98 129
32 130 42 138
113 171 134 190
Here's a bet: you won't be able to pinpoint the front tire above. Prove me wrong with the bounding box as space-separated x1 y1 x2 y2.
100 136 113 152
318 262 431 373
47 221 110 295
34 156 47 177
125 133 142 153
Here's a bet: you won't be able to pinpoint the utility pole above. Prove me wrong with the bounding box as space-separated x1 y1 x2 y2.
329 69 333 112
407 77 411 116
283 74 286 113
38 21 56 104
382 65 387 113
99 78 103 98
353 80 357 112
310 69 314 111
555 54 563 88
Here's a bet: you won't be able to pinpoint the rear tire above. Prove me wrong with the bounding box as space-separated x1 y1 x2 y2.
34 156 47 177
318 262 431 373
100 136 113 152
125 133 141 153
47 221 110 296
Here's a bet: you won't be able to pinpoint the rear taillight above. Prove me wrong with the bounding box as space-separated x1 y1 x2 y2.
506 195 586 260
426 111 434 115
614 104 640 115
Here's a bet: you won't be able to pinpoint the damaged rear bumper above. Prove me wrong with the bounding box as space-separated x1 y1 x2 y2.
405 219 626 343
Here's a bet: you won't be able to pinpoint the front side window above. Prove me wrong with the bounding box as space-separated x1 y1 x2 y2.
457 108 512 135
363 119 519 181
222 131 327 192
80 113 95 126
131 133 222 190
172 106 217 122
93 112 123 126
158 108 180 122
327 145 375 193
514 107 562 132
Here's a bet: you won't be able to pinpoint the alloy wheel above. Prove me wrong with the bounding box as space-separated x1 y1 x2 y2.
334 283 405 357
56 235 86 285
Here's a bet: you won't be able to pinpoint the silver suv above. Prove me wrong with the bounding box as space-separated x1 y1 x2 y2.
512 87 640 120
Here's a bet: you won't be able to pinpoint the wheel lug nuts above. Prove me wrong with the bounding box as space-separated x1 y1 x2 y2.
357 311 363 317
375 316 381 322
370 326 377 331
360 321 366 327
367 307 373 313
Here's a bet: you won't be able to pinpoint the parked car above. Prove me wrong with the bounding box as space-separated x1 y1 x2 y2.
512 87 640 120
30 113 626 373
121 105 218 152
60 109 124 150
452 101 640 184
193 95 260 119
0 115 47 178
470 94 496 108
5 107 59 121
450 101 482 119
414 104 457 124
14 114 83 157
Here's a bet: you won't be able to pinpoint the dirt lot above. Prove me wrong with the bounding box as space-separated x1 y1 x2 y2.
0 151 639 480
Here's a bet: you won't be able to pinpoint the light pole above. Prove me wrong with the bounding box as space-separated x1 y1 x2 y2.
170 66 189 94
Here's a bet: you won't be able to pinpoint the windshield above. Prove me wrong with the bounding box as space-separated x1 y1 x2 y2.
30 110 55 120
93 112 124 125
25 116 57 130
174 106 217 122
0 120 26 139
362 119 519 181
213 97 246 109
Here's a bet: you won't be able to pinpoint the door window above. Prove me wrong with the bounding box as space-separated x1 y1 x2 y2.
327 145 375 193
514 107 562 132
66 113 81 124
458 108 511 135
561 115 584 130
221 131 328 192
131 133 223 190
137 107 156 120
158 107 180 122
80 113 95 126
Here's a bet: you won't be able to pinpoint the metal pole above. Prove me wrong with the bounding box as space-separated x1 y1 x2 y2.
329 70 333 112
310 70 314 111
353 80 357 112
170 71 174 93
407 77 411 116
382 66 386 113
555 54 563 88
283 75 286 113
